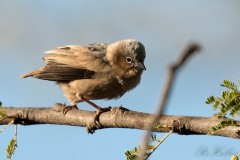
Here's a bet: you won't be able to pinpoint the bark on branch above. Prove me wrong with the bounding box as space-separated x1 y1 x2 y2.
0 104 239 138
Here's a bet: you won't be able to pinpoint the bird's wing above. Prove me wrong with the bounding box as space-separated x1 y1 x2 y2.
21 43 109 81
44 43 109 71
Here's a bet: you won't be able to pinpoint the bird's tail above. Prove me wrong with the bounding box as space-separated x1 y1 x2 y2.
20 68 44 79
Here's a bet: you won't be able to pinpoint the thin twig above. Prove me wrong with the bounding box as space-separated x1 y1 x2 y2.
14 124 17 146
0 120 14 134
140 42 201 159
146 130 173 159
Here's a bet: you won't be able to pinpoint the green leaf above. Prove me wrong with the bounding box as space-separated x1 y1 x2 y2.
209 119 237 134
0 109 6 120
221 80 238 91
134 146 140 152
147 144 155 150
206 80 240 118
231 155 239 160
6 139 17 159
151 134 156 141
125 147 140 160
206 96 215 104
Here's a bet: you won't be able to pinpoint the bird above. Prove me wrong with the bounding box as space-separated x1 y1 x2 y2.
21 39 146 121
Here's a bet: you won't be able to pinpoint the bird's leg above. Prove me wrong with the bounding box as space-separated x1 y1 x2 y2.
77 93 112 123
62 104 79 115
83 97 112 123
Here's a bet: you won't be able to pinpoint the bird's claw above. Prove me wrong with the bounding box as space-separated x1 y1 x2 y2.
62 104 79 115
93 106 112 124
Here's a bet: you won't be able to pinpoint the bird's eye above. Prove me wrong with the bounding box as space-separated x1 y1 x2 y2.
126 57 132 64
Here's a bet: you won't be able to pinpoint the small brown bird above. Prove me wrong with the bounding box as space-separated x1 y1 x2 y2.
21 39 146 119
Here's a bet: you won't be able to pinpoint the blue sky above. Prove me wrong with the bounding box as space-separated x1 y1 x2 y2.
0 1 240 160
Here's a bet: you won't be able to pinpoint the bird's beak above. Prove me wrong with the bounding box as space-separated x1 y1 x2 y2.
134 62 146 70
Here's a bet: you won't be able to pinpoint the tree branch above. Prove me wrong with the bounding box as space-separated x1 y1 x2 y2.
140 42 201 157
0 104 239 138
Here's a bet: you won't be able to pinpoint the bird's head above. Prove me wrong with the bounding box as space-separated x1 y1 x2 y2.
106 39 146 75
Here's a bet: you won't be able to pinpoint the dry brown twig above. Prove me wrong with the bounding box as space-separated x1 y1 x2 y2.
140 42 202 159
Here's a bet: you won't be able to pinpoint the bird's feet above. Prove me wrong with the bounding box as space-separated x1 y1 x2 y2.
86 106 112 134
77 95 112 124
62 104 79 115
94 106 112 123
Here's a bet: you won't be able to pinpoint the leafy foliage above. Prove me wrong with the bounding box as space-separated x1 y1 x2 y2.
206 80 239 133
206 80 240 118
125 146 141 160
208 119 237 134
125 134 159 160
206 80 240 160
125 130 172 160
0 105 18 159
7 138 17 159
